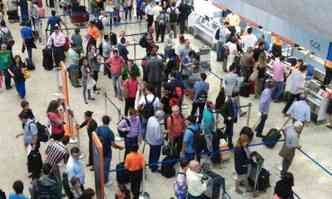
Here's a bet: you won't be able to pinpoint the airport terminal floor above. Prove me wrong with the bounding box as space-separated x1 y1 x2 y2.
0 0 331 199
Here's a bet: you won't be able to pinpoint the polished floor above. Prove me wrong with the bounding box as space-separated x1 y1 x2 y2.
0 11 331 199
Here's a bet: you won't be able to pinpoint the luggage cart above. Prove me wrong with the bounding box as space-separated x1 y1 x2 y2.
201 163 226 199
248 151 264 193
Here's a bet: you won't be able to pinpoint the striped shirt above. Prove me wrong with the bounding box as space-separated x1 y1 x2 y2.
45 140 68 167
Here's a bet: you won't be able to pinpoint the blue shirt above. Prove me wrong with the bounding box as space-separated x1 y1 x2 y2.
193 80 209 101
183 124 200 154
20 26 33 40
287 100 311 123
47 16 61 30
9 193 28 199
96 126 115 158
66 157 85 185
259 88 272 114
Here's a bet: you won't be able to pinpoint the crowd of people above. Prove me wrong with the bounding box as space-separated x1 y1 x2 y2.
0 0 332 199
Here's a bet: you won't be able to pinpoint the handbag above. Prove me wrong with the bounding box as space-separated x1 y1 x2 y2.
23 67 31 79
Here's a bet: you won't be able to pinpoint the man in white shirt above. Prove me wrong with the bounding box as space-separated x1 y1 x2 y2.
144 1 154 28
279 121 303 176
241 27 257 52
286 94 311 124
186 160 207 198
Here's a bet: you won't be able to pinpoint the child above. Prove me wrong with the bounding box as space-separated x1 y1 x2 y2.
20 100 35 120
8 180 28 199
115 184 131 199
27 143 43 179
255 80 274 137
174 160 189 199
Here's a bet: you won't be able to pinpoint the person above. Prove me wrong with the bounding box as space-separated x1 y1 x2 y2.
282 64 307 114
66 147 85 189
186 160 207 199
118 108 142 157
286 94 311 125
19 0 29 23
144 1 154 28
322 61 332 89
272 56 286 101
222 96 237 149
164 30 176 58
16 111 38 150
255 80 274 137
46 10 64 33
154 1 165 42
137 83 161 121
0 43 13 90
167 2 179 38
279 121 303 176
115 184 131 199
80 188 95 199
117 37 129 62
215 21 231 62
181 116 200 161
191 73 209 122
241 27 257 52
9 180 28 199
253 41 265 62
223 63 242 98
201 101 215 154
136 0 144 20
20 21 36 64
254 52 267 98
80 56 95 104
145 48 165 98
234 134 251 194
31 163 62 199
20 100 34 122
145 110 164 172
47 100 65 140
79 111 98 168
87 44 102 93
224 36 239 71
240 47 255 80
178 39 191 62
123 72 138 116
105 49 125 99
71 28 83 55
123 0 133 20
30 1 42 42
174 160 189 199
47 24 66 67
96 115 124 185
124 145 145 199
167 105 185 158
274 172 295 199
8 55 26 98
67 44 81 87
100 35 112 60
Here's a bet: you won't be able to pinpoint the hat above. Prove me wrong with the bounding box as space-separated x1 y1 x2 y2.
294 121 303 129
84 111 93 117
171 105 179 112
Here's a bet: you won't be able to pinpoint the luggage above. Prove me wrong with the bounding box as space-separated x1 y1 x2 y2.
27 149 43 177
7 10 19 22
42 47 54 70
202 168 226 198
249 168 270 192
211 132 221 164
36 121 50 142
160 156 176 178
116 162 130 184
70 11 89 24
263 128 281 148
239 82 251 97
110 32 117 46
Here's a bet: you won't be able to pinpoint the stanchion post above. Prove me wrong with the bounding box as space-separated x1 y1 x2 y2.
247 103 252 126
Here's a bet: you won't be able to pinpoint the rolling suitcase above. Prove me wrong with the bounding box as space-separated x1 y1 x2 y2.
116 162 130 184
160 156 176 178
262 128 281 148
202 166 226 198
42 47 54 70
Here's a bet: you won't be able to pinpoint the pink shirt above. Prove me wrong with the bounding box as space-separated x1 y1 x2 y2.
272 60 285 82
106 55 125 76
123 79 138 98
48 31 66 47
47 112 64 135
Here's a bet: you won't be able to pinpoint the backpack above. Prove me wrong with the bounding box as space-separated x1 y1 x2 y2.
189 127 206 152
29 121 50 143
110 32 118 46
143 96 156 119
118 118 131 138
169 8 178 23
139 33 148 48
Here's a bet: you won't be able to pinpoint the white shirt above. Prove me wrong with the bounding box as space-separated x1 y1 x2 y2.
186 169 207 197
241 33 257 52
66 156 85 185
286 70 306 94
145 116 163 146
152 5 162 19
138 93 161 110
287 100 311 122
145 4 154 16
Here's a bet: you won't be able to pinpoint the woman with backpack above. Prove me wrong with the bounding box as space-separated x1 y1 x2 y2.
7 55 27 99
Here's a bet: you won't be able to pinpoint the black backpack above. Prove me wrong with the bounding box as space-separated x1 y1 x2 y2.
118 118 131 138
36 122 50 142
110 32 118 46
169 8 178 23
139 33 148 48
143 96 156 119
189 127 206 152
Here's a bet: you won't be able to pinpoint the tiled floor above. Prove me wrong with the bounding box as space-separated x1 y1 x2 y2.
0 13 331 199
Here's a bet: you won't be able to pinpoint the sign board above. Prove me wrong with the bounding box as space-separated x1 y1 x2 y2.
92 132 105 199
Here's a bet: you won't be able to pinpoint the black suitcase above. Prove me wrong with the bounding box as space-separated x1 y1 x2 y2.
7 10 19 21
27 150 43 178
116 162 130 184
239 82 250 97
42 47 54 70
160 156 176 178
202 170 225 198
249 167 270 192
263 128 281 148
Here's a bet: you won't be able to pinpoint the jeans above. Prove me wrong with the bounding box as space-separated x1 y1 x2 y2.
124 136 138 159
149 145 162 171
129 169 143 199
82 83 92 103
112 75 122 97
15 80 26 98
225 119 234 148
179 20 186 34
155 22 166 42
104 156 112 183
124 6 132 20
184 152 195 162
255 113 268 135
136 9 143 20
125 97 136 116
171 135 183 158
281 156 294 176
272 81 284 101
282 93 300 114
